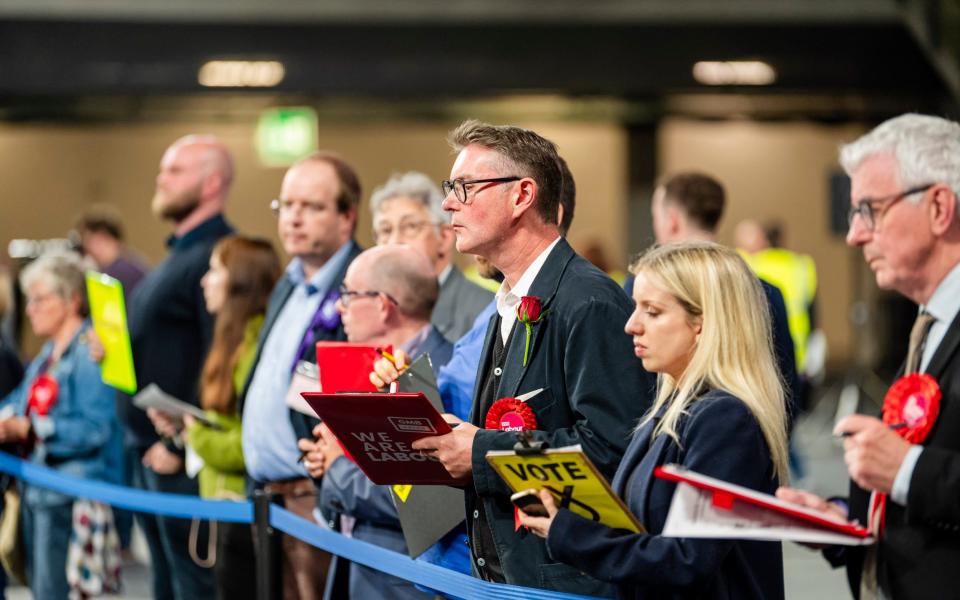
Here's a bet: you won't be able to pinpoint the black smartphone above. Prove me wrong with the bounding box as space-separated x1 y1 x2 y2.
511 489 549 517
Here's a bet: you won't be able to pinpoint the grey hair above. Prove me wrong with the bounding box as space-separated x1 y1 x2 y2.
369 171 449 224
839 113 960 200
20 251 90 308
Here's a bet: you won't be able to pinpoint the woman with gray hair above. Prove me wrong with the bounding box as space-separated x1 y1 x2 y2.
0 252 122 599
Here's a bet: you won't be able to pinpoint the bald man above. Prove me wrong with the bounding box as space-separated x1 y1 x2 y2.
299 245 452 600
120 135 235 599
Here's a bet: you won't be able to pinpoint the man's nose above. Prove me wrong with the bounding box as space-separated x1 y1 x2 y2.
441 193 458 212
846 216 869 247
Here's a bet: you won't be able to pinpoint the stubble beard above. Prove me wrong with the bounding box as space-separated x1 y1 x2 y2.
152 186 201 223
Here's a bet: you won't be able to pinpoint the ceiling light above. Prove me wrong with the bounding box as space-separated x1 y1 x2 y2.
692 61 776 86
198 60 285 88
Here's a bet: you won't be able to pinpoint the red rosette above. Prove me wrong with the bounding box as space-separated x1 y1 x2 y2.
882 373 941 444
485 397 537 432
27 373 59 417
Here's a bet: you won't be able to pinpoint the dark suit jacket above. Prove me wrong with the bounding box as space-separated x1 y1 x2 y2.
238 241 362 445
467 238 656 595
838 308 960 599
761 281 799 423
547 390 784 600
433 266 494 342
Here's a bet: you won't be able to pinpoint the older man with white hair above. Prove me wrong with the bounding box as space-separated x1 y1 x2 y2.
370 171 493 341
779 113 960 600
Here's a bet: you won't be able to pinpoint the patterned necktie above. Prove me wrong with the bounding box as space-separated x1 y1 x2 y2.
905 311 936 375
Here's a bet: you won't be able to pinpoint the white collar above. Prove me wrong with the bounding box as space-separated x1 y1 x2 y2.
922 261 960 325
495 237 560 333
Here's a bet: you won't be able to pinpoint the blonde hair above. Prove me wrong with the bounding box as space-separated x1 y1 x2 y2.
632 242 789 483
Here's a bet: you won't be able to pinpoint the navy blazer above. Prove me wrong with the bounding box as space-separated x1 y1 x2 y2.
467 238 656 595
546 390 784 600
836 307 960 599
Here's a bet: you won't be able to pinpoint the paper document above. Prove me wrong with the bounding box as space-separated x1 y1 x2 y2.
656 464 873 546
132 384 222 431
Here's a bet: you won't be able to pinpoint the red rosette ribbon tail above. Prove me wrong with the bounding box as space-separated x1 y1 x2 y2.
485 397 538 530
867 372 942 539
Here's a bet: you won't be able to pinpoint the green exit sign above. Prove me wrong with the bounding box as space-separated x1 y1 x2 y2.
255 107 318 167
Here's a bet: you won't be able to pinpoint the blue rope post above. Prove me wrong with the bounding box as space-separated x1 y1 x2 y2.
253 489 280 600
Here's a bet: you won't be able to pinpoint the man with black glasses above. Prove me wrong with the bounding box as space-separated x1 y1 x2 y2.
239 151 362 599
412 120 654 595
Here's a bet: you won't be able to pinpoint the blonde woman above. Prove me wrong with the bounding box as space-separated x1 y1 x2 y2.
519 242 789 600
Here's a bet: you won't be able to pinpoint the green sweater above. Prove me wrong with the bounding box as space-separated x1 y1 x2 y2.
186 315 263 500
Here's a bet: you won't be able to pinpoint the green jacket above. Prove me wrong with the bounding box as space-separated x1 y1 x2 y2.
186 315 263 500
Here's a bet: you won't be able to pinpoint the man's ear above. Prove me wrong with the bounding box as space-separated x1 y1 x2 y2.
667 206 684 237
511 178 540 220
201 172 225 201
338 207 358 237
930 185 957 236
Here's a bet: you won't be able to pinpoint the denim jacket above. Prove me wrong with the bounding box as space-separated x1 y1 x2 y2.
0 322 123 507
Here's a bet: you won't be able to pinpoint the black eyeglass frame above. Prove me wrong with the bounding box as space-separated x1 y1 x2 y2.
338 285 399 307
847 183 935 231
441 176 521 204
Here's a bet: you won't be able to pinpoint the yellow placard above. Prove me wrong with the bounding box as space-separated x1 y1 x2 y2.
392 484 413 503
486 446 644 533
85 272 137 394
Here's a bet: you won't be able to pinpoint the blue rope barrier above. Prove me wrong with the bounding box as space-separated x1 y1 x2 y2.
0 451 599 599
269 506 598 600
0 451 252 523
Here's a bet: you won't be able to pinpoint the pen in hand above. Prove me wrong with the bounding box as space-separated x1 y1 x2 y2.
376 348 406 372
836 422 907 438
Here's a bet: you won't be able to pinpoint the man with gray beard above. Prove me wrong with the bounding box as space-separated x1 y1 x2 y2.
120 135 233 600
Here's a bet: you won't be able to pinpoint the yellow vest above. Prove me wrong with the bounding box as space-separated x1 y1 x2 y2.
740 248 817 370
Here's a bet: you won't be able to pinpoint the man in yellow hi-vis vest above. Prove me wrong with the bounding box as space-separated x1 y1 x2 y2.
736 219 818 375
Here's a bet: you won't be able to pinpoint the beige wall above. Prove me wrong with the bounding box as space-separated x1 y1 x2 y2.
658 118 869 366
0 118 626 355
1 114 878 366
0 119 626 263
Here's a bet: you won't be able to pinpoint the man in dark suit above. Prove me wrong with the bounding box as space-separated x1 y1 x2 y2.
778 113 960 599
238 151 362 600
369 171 493 341
413 120 654 595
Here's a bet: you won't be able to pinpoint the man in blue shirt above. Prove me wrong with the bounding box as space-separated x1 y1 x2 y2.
238 152 362 600
121 135 234 600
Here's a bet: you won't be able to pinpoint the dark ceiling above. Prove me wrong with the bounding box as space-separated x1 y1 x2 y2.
0 12 954 122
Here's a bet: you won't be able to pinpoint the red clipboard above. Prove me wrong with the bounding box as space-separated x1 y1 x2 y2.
655 464 871 539
315 342 388 393
301 391 458 485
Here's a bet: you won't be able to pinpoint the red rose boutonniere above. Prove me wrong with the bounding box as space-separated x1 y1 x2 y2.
517 296 547 367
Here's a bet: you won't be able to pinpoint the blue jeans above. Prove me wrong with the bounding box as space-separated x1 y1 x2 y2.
129 446 215 600
22 497 72 600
